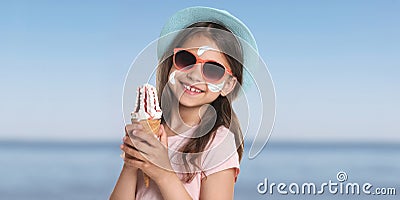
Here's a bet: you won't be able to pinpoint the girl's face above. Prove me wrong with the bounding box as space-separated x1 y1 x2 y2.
168 35 237 108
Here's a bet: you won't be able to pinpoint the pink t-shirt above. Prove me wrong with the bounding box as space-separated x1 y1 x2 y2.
135 125 240 200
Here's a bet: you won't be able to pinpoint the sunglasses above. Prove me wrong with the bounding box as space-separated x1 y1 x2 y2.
173 48 233 83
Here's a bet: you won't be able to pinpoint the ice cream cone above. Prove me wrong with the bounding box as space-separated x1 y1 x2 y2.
130 83 162 188
131 118 161 187
131 119 161 136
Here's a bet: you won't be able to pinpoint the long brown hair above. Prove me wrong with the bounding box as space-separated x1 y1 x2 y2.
156 22 244 183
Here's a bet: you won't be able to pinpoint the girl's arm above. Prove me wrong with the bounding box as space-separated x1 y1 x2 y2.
109 164 138 200
199 128 240 200
122 155 192 200
110 126 140 200
155 170 193 200
149 168 237 200
125 123 192 200
199 168 237 200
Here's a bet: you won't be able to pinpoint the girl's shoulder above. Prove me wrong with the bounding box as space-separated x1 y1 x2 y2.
202 125 240 178
216 125 230 133
205 125 236 153
212 125 234 143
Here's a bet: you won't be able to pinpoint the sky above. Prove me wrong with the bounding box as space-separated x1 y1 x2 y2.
1 0 399 143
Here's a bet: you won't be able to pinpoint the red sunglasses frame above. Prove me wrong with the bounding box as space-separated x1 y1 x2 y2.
172 48 233 82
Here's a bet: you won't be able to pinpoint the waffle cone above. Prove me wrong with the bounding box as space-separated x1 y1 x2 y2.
130 118 161 187
143 119 161 135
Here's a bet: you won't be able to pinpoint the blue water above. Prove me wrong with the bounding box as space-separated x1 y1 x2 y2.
0 141 398 200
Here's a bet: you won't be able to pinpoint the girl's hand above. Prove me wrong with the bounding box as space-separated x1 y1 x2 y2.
120 126 141 171
122 123 173 184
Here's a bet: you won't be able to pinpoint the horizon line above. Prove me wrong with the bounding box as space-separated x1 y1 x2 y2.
1 139 399 150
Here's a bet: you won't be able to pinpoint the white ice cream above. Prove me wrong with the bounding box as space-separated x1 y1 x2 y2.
131 84 162 120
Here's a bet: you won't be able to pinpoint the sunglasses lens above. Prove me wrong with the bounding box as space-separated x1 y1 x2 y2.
203 62 226 82
174 50 196 70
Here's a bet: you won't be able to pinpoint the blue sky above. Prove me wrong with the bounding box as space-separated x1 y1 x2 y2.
1 0 399 142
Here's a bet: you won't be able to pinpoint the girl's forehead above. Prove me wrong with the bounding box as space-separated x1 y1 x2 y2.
180 35 220 50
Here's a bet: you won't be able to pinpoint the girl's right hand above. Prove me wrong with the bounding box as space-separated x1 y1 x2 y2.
120 124 141 170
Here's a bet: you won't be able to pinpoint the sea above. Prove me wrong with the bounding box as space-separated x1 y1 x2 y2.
0 141 398 200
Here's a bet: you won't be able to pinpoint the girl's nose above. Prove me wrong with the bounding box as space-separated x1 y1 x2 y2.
186 63 203 82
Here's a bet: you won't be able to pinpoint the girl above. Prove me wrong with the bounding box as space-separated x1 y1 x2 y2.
111 6 258 200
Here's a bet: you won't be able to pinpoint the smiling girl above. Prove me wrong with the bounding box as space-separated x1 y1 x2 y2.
110 6 258 200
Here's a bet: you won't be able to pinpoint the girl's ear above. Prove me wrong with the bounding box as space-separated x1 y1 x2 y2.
221 77 237 96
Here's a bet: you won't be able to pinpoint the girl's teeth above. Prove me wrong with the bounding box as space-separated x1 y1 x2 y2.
184 84 202 93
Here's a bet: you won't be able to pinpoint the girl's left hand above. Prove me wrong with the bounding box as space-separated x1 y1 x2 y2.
121 123 173 183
